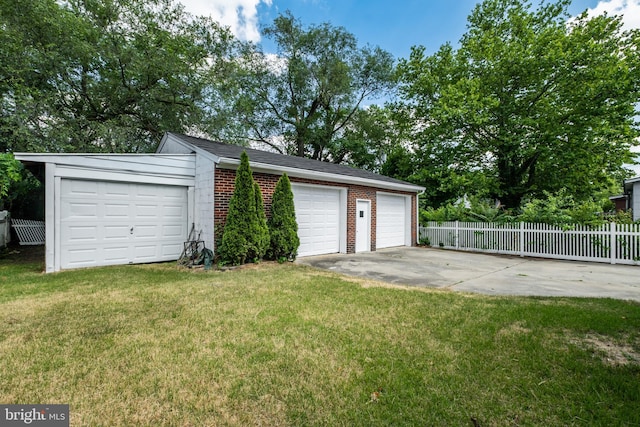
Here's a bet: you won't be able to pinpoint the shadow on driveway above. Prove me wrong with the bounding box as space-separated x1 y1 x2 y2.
297 247 640 302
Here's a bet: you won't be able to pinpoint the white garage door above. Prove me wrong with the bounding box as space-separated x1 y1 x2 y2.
292 185 341 257
59 179 188 269
377 194 408 248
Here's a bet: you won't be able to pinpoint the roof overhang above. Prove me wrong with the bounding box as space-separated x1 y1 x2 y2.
609 194 628 201
216 157 425 193
14 153 196 183
623 176 640 193
157 133 425 193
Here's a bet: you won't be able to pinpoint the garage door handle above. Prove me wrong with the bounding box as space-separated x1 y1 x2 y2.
130 227 134 234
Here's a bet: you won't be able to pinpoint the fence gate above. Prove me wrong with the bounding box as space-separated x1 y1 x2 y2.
11 218 46 246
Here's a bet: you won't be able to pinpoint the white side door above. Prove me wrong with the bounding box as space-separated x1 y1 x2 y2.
355 199 371 252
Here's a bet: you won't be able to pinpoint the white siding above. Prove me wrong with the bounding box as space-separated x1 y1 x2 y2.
633 182 640 222
195 154 215 251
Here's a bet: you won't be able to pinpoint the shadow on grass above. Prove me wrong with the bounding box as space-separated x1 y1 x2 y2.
0 243 45 271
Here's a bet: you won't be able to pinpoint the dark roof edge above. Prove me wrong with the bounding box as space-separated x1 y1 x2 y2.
165 132 425 193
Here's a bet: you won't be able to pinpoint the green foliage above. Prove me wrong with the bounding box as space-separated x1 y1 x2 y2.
0 0 236 153
397 0 640 209
0 153 21 203
421 190 615 226
250 182 270 261
519 190 604 226
218 152 258 265
267 174 300 261
421 195 515 224
232 12 395 162
606 210 637 225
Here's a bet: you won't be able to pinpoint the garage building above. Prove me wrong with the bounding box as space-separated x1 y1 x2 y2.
16 133 424 272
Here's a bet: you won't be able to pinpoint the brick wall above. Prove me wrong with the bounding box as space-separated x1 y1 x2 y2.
213 166 417 253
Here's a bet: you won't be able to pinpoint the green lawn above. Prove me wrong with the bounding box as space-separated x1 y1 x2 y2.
1 250 639 426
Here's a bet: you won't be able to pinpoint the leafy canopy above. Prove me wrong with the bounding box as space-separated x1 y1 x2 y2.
0 0 236 153
231 12 396 163
397 0 640 209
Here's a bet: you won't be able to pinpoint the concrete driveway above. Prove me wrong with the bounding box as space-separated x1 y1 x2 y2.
297 247 640 302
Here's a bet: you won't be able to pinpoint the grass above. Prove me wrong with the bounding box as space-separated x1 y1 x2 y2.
1 247 639 426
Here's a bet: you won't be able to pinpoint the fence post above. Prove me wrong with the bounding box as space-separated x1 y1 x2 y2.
455 220 459 250
610 222 616 265
519 222 524 257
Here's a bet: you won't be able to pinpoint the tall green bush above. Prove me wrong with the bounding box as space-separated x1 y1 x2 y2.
250 181 270 260
218 151 257 265
268 173 299 261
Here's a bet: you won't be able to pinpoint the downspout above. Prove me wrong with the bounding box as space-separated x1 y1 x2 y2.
416 189 425 245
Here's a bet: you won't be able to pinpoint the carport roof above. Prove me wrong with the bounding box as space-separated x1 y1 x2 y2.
161 132 425 193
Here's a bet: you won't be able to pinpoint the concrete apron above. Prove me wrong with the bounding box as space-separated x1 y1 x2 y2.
297 247 640 302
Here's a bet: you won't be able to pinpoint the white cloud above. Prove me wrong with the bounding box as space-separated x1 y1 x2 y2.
583 0 640 31
178 0 272 42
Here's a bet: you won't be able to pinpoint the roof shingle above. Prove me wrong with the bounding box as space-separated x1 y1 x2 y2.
168 133 422 190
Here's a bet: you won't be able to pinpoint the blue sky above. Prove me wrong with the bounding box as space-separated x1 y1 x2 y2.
258 0 600 58
180 0 640 60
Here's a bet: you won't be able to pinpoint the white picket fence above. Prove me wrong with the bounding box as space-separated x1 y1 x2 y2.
10 218 46 246
419 221 640 265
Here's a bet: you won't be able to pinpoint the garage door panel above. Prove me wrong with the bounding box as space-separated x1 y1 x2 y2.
163 205 184 218
62 202 98 219
64 248 100 267
293 185 341 257
102 246 130 262
134 225 159 239
67 226 98 242
60 179 188 269
104 182 130 197
103 225 130 240
66 180 99 196
105 203 129 218
160 243 182 257
135 204 159 219
162 224 184 238
133 245 159 260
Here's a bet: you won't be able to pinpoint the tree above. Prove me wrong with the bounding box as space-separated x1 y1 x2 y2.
218 152 256 265
267 173 299 260
0 154 21 205
250 182 270 260
397 0 640 209
0 0 236 153
231 12 395 162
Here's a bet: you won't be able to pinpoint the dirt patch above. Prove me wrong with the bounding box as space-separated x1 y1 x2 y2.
0 244 44 263
571 333 640 367
496 322 531 339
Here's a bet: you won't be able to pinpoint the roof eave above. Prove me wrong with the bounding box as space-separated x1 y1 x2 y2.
624 176 640 185
217 157 425 193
